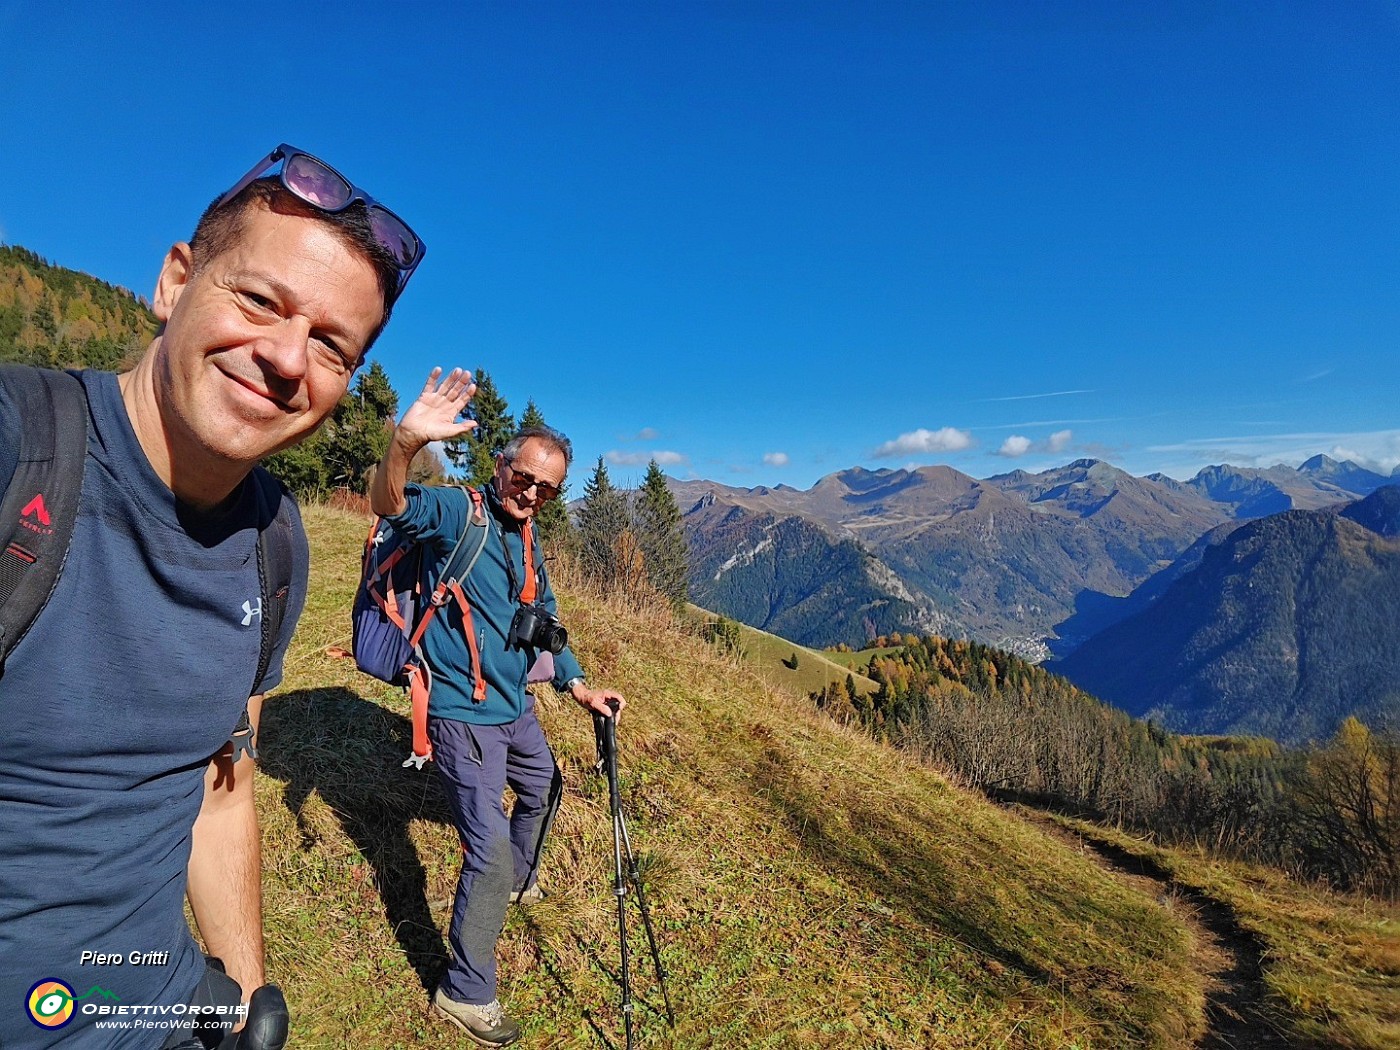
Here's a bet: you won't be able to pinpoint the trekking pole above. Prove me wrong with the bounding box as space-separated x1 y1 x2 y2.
596 703 635 1049
593 701 675 1049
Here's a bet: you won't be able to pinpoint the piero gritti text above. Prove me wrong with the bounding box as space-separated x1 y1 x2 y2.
79 950 171 966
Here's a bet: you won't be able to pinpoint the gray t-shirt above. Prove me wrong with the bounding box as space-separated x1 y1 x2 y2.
0 370 308 1048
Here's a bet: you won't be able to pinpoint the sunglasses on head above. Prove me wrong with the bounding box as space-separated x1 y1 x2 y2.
215 143 425 301
505 463 562 502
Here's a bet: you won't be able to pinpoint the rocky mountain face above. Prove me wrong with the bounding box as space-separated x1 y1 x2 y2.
675 456 1394 660
1050 487 1400 745
1178 455 1389 518
681 494 939 647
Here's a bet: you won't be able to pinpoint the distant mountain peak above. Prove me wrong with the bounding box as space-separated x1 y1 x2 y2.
1295 456 1392 496
1299 453 1338 471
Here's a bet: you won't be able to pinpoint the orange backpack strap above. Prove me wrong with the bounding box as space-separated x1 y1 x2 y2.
403 487 492 767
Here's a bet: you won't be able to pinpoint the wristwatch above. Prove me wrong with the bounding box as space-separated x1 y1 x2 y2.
564 676 587 694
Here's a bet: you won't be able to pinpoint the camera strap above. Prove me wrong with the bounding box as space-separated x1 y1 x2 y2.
494 512 545 609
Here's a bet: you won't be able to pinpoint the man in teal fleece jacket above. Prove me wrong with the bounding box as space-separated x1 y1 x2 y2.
371 367 625 1047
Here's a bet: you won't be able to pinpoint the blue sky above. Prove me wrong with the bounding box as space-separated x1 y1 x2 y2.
2 1 1397 495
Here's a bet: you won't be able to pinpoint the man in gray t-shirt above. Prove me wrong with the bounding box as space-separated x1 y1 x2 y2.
0 145 423 1049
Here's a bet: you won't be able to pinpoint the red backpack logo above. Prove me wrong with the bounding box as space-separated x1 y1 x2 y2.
21 494 52 527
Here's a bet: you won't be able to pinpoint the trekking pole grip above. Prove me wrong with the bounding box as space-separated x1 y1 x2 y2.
229 985 289 1050
592 699 621 771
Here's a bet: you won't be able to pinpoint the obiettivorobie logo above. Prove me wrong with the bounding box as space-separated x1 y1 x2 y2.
25 979 120 1029
24 975 246 1032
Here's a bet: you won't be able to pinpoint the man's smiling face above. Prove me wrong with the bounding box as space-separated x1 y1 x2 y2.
149 201 385 472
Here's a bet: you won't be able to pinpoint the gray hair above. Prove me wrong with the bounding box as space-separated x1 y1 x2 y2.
502 425 573 471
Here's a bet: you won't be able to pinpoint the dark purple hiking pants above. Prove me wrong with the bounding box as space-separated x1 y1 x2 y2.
429 702 563 1005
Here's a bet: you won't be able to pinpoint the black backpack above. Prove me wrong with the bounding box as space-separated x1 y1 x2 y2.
0 365 295 721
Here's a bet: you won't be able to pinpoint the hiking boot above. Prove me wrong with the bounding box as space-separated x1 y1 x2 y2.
509 883 547 905
431 989 521 1047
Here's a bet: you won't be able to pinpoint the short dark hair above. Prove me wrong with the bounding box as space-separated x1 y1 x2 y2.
188 177 398 356
503 426 573 471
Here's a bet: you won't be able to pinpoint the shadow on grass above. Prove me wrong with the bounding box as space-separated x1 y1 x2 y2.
258 688 651 1045
522 916 618 1050
259 688 454 993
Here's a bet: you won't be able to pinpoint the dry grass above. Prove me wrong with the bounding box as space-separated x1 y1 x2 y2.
252 504 1231 1047
1044 815 1400 1050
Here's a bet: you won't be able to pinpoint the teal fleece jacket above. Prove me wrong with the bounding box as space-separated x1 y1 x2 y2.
389 482 584 725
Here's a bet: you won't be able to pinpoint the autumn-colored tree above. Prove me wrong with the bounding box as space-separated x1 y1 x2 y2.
1297 717 1400 894
613 528 649 597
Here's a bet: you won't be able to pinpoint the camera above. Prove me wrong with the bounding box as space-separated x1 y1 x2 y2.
508 603 568 655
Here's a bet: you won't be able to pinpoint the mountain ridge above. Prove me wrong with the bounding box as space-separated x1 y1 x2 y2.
674 456 1395 659
1051 487 1400 744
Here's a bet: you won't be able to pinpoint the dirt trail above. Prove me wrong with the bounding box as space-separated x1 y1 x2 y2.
1025 814 1302 1049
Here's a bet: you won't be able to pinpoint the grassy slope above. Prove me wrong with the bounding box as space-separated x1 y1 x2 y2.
682 605 879 697
257 506 1211 1048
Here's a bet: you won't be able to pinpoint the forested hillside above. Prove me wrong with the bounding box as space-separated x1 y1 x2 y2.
0 244 156 369
1055 487 1400 745
813 633 1399 897
682 494 933 645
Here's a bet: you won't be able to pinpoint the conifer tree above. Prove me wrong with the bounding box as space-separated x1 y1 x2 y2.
443 368 515 485
265 360 400 497
517 399 572 544
324 360 399 490
354 359 399 421
632 459 690 605
575 457 631 587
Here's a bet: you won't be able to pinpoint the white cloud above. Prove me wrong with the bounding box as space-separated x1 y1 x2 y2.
1329 441 1400 476
979 389 1092 403
985 416 1118 430
605 449 688 467
1146 428 1400 478
996 429 1074 459
763 451 790 467
873 427 974 458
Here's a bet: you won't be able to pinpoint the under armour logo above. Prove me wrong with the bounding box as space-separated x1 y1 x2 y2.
21 494 51 526
241 598 263 626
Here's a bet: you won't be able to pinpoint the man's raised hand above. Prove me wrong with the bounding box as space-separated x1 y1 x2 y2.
396 367 478 449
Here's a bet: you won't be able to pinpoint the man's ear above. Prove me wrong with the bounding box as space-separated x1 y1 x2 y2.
153 242 195 323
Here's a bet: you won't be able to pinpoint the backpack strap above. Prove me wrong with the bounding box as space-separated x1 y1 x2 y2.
230 469 296 764
0 365 88 669
404 486 491 767
252 468 296 695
